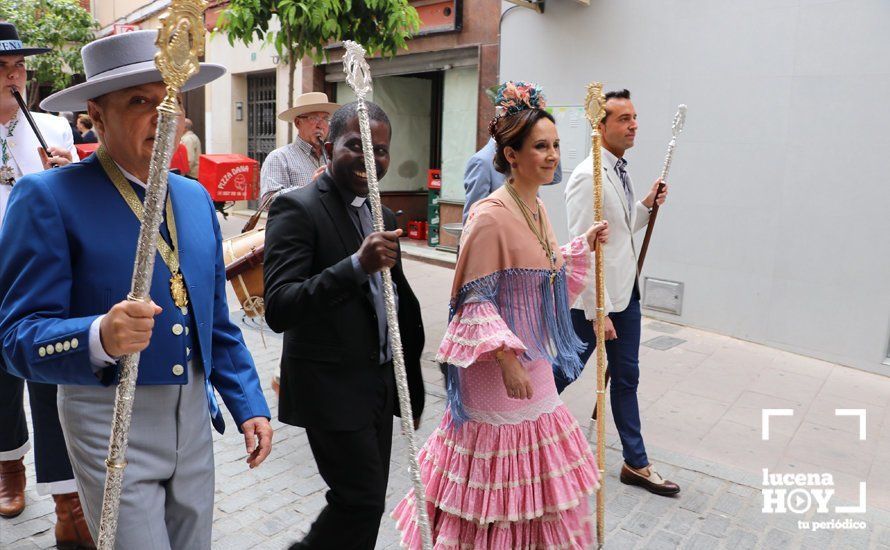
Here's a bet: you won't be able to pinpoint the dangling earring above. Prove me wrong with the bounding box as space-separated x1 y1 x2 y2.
511 162 517 169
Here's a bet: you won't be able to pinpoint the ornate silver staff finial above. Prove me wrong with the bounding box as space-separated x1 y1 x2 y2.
342 41 372 101
341 39 434 550
672 104 688 138
660 104 688 183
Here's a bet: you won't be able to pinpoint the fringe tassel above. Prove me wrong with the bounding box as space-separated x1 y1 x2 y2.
445 363 470 426
548 270 587 383
443 267 585 427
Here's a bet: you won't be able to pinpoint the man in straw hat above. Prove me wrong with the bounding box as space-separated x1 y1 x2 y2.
0 20 95 549
259 91 339 206
0 30 273 548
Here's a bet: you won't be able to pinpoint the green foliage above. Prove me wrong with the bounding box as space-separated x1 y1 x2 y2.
216 0 421 65
0 0 98 105
217 0 419 140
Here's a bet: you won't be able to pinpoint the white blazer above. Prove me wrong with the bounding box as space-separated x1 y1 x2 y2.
565 149 650 318
1 111 77 228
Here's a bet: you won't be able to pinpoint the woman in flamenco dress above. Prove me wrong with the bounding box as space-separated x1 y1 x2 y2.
393 81 609 549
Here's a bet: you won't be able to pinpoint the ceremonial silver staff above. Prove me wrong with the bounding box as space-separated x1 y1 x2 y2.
637 104 687 271
584 82 608 550
342 40 433 550
96 1 205 547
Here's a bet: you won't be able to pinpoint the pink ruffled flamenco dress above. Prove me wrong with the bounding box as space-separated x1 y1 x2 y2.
392 192 599 549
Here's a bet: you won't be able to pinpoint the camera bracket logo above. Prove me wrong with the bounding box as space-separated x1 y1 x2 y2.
760 409 867 532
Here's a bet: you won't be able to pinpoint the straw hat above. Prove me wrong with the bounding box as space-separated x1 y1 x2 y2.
277 92 339 121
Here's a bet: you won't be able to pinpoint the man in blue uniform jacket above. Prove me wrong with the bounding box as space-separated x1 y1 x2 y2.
0 31 272 548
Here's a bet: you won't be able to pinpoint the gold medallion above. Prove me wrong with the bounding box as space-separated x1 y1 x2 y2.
170 271 189 308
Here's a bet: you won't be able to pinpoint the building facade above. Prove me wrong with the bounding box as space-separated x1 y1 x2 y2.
82 0 305 202
85 1 501 226
500 0 890 375
300 0 502 248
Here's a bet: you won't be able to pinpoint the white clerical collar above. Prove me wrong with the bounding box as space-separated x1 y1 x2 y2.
350 196 366 208
114 162 147 189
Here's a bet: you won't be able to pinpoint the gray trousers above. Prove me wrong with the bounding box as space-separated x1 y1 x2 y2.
58 364 214 549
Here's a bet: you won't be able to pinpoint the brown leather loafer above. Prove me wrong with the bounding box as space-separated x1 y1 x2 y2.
620 463 681 496
0 458 26 517
53 492 96 550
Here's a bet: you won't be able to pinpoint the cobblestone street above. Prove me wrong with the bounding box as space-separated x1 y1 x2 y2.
4 217 890 549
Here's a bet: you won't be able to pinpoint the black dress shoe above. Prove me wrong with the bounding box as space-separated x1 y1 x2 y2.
620 463 681 496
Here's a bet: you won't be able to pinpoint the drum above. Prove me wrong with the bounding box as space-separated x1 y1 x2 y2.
223 227 266 318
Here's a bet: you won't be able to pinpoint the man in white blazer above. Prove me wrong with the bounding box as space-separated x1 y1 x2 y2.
0 21 92 548
564 89 679 497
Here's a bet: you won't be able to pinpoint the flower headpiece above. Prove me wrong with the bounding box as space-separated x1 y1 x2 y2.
488 81 547 136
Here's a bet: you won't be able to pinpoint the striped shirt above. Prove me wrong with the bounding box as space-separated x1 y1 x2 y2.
259 136 324 206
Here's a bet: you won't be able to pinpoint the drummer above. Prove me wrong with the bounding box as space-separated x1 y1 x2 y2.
0 30 273 547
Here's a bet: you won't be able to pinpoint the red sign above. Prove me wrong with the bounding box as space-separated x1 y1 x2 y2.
427 169 441 190
113 24 140 34
198 154 259 201
411 1 461 34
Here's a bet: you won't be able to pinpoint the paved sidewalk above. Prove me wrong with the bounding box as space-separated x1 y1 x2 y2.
4 218 890 548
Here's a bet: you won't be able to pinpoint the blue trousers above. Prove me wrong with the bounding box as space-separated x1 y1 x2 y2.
560 293 649 469
0 368 74 485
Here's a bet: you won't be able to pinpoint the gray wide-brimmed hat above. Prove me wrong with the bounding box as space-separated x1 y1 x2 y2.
41 30 225 112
